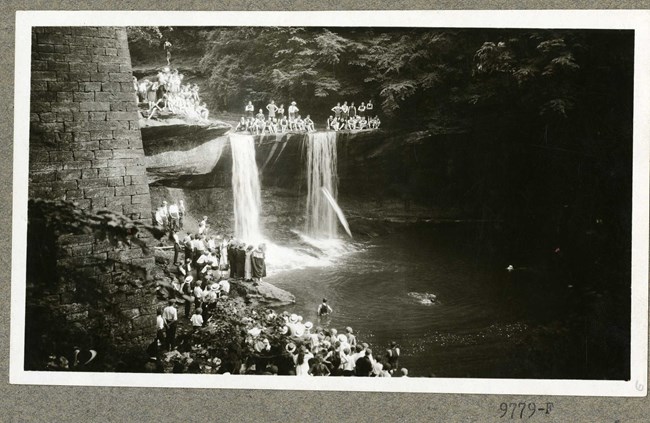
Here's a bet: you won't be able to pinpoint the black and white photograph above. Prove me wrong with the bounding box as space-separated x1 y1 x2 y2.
10 10 648 396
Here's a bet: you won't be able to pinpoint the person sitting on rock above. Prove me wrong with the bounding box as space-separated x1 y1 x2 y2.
264 118 276 135
347 116 357 130
358 117 368 130
236 117 247 132
295 115 305 132
304 115 315 132
197 102 209 120
338 116 348 131
256 109 265 121
279 116 288 133
326 115 335 131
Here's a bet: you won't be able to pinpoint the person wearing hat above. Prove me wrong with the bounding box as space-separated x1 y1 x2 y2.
180 276 194 318
288 101 299 122
218 278 230 296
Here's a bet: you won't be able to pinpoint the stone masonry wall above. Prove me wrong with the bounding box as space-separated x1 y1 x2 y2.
28 27 157 349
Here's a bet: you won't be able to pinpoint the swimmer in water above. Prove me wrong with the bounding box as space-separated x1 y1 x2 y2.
317 298 333 317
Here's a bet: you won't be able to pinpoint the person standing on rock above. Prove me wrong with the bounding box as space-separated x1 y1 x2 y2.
172 231 182 265
244 245 254 281
181 276 193 318
164 40 172 65
245 101 254 119
266 100 278 120
178 200 186 230
219 237 229 278
198 216 208 236
168 202 180 232
162 300 178 351
236 243 247 280
288 101 299 122
251 243 267 284
227 239 236 278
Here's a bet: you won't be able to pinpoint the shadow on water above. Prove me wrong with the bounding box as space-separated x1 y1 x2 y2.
267 222 630 379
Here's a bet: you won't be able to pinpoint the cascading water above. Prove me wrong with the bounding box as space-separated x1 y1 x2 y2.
228 131 355 274
305 132 338 238
230 133 263 243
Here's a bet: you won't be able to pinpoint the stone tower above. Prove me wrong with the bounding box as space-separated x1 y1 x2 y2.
27 27 157 357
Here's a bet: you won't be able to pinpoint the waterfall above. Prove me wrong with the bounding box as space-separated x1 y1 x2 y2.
305 132 338 238
230 133 262 243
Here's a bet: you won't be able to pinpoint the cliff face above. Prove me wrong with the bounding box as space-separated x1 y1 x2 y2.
142 126 481 240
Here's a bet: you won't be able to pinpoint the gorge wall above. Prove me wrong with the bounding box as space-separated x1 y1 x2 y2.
145 128 482 241
27 27 157 358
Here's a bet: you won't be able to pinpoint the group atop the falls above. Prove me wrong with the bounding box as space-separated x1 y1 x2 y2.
235 99 381 135
134 66 210 121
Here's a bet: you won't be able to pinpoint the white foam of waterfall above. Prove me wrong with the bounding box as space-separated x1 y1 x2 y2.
305 132 338 238
230 133 263 244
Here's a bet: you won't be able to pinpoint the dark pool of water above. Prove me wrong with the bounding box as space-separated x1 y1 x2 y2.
267 223 629 378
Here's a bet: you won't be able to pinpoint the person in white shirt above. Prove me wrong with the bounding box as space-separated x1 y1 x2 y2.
178 200 186 230
198 216 208 235
190 308 203 330
192 281 203 312
218 278 230 296
288 101 299 121
168 203 180 231
162 300 178 350
156 309 165 346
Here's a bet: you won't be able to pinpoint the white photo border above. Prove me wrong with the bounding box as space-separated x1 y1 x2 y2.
11 9 649 396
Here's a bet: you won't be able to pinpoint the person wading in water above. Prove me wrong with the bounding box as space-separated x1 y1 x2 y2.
318 298 333 318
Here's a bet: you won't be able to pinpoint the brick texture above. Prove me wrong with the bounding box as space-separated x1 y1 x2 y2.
28 27 156 348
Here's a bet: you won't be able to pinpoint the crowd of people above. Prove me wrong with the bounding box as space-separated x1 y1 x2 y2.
271 310 406 377
157 296 408 377
134 67 210 121
235 100 316 134
150 200 406 377
235 99 381 134
327 100 380 131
